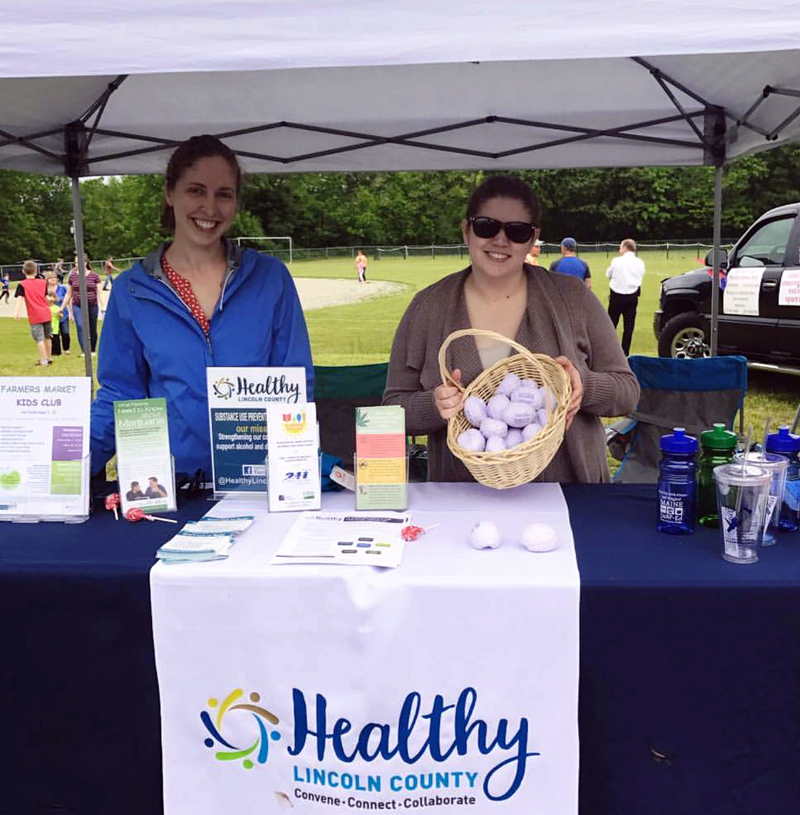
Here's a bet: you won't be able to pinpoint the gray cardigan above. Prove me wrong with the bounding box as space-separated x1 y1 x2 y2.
383 265 640 483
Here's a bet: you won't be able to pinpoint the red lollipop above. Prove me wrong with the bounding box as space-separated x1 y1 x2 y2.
105 493 120 521
125 507 177 524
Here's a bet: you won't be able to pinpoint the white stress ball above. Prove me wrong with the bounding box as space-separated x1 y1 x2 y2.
457 428 485 452
487 393 510 421
480 417 508 438
485 435 506 453
510 384 544 410
544 387 558 410
521 523 558 552
506 428 524 448
470 521 502 550
503 402 535 428
495 373 521 398
536 408 550 427
522 422 542 442
463 395 488 427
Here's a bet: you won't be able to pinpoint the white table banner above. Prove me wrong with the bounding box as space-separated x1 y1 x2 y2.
151 482 580 814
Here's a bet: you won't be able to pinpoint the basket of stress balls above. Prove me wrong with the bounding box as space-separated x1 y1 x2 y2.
438 329 572 489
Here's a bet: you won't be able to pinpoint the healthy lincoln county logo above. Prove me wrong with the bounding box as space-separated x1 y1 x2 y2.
212 377 235 400
201 688 281 770
282 411 307 435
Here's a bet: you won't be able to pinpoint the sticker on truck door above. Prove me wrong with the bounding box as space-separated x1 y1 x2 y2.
723 268 764 315
778 269 800 306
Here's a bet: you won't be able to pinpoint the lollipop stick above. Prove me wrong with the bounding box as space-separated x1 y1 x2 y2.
113 507 119 521
147 515 178 524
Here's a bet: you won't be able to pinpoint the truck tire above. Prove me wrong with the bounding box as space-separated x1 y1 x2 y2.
657 313 710 359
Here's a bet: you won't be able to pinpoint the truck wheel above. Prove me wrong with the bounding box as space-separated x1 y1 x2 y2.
657 314 710 359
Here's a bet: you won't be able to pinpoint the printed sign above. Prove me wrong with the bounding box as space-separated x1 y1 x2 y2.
723 268 764 316
778 269 800 306
0 377 90 518
207 367 306 495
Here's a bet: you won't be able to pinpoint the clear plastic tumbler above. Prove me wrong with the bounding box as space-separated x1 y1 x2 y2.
733 451 788 545
714 462 772 564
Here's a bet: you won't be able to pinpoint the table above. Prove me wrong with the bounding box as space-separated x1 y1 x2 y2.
3 484 800 815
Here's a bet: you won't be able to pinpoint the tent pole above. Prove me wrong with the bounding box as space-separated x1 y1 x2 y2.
710 165 722 357
70 176 94 390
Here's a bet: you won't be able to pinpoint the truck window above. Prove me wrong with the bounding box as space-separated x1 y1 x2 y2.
733 215 795 267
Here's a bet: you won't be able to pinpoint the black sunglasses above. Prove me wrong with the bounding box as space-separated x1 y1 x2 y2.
469 216 536 244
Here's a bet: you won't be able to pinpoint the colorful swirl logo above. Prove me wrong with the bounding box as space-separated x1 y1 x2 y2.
201 688 281 770
212 378 235 400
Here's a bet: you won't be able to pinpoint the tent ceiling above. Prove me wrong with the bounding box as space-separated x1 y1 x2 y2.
3 2 800 175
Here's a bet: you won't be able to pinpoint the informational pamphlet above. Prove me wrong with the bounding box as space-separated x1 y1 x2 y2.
0 377 91 520
272 510 409 567
265 402 321 512
206 367 306 496
114 398 176 516
355 405 407 510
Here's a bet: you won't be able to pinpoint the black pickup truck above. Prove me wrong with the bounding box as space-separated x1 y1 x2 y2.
654 202 800 375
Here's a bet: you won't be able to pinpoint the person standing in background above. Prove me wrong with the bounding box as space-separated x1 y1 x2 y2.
0 274 10 304
355 249 368 283
524 238 545 266
60 257 101 356
550 237 592 288
606 239 646 356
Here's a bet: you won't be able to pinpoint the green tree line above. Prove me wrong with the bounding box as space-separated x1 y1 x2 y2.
2 143 799 264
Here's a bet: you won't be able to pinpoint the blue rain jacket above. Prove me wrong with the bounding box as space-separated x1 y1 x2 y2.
91 243 314 478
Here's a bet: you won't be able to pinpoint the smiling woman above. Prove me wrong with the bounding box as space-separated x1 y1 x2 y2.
89 135 315 481
382 174 640 483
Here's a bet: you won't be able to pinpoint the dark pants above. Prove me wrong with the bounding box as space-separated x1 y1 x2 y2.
608 289 640 356
73 303 98 354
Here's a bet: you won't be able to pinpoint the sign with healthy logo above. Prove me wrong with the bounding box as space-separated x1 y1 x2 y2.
0 376 90 520
207 367 306 496
151 482 580 815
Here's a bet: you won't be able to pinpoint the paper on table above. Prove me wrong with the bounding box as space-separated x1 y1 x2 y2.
272 510 409 568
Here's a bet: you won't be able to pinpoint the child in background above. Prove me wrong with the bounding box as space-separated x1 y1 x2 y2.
14 260 54 366
0 274 10 304
47 276 63 356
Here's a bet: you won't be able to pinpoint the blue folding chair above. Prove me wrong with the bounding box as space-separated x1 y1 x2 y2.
606 355 748 483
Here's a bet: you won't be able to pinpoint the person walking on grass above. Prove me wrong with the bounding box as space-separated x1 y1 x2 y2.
14 260 54 366
355 250 368 283
550 237 592 288
0 274 10 304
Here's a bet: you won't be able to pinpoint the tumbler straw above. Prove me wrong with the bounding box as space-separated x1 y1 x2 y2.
791 404 800 435
735 425 753 517
761 417 771 459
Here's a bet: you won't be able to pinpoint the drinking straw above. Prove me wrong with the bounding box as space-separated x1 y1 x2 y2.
791 403 800 435
734 425 753 522
761 417 771 459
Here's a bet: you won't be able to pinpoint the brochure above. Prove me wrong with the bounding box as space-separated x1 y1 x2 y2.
355 405 407 510
114 398 176 516
272 510 409 567
206 367 307 495
0 377 91 519
265 402 321 512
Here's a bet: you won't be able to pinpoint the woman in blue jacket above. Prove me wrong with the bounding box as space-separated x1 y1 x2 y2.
91 135 314 479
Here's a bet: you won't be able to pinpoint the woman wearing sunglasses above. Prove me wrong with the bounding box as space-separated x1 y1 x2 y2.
383 175 639 483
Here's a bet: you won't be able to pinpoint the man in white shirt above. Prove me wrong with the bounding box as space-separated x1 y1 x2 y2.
606 238 645 356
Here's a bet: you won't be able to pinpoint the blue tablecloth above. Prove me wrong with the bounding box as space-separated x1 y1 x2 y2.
2 484 799 815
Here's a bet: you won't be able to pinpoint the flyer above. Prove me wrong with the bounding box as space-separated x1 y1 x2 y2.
265 402 321 512
206 367 307 495
723 267 764 316
355 405 407 510
272 510 409 567
114 398 177 516
0 377 91 519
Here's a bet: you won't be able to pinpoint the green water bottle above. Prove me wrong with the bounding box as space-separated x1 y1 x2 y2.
697 423 738 527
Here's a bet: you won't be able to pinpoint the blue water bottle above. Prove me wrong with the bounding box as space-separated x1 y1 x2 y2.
765 426 800 532
657 427 698 534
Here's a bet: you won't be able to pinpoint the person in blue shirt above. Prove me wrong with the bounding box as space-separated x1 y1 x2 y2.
549 237 592 288
91 134 314 480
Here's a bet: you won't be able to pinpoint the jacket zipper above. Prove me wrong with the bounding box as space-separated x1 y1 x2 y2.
155 278 214 355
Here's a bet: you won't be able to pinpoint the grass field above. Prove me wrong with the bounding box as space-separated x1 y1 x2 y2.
1 248 798 441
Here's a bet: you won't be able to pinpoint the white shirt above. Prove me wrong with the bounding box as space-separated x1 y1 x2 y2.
606 251 645 294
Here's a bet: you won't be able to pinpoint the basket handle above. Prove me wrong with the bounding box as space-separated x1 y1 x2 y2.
437 328 545 390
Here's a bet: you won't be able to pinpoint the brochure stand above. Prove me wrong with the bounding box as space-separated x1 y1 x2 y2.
0 452 91 524
354 453 409 511
262 450 324 509
118 455 178 518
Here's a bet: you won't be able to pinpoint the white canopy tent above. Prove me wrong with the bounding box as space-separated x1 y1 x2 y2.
3 0 800 377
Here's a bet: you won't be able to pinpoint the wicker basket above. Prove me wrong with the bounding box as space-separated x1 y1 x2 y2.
438 328 572 489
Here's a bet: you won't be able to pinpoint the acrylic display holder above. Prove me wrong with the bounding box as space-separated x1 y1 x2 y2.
0 452 91 524
354 454 409 511
118 455 178 517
